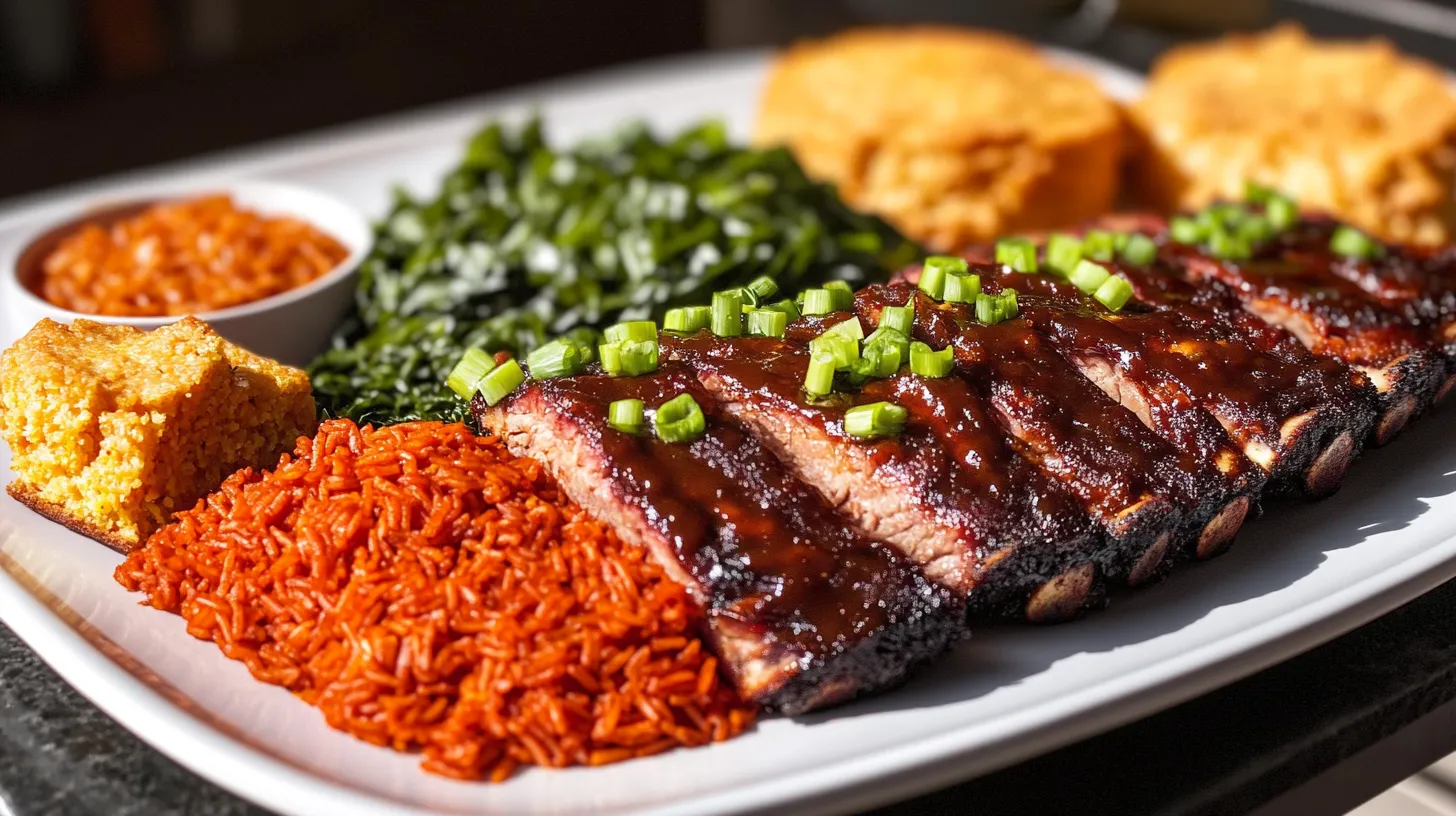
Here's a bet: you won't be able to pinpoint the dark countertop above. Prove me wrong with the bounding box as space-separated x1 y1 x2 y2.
4 575 1456 816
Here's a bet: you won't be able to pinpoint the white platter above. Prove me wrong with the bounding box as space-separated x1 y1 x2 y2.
4 48 1456 816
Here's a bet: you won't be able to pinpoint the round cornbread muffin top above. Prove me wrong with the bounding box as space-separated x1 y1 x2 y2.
1129 26 1456 245
754 27 1123 250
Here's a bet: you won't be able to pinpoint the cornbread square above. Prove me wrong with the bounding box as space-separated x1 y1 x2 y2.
754 27 1123 251
1128 26 1456 245
0 317 316 551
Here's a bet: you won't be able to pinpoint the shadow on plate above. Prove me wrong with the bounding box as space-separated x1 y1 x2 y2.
795 407 1456 723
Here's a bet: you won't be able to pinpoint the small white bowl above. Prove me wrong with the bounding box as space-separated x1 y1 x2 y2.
1 180 372 367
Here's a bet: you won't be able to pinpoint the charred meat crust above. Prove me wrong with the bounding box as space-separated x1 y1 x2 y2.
473 370 963 715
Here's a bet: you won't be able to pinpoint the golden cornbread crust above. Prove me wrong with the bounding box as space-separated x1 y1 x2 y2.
754 27 1123 251
0 317 316 552
1128 25 1456 245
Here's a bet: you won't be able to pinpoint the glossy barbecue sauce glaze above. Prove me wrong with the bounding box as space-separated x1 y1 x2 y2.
661 329 1097 570
857 284 1222 522
523 366 951 667
980 262 1350 475
1163 226 1428 368
1271 218 1456 355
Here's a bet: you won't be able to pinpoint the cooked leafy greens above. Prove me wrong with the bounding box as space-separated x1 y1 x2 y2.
309 116 920 424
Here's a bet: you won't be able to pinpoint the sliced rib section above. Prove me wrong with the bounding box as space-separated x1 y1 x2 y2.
473 367 963 715
662 330 1116 619
860 284 1248 566
1152 221 1445 445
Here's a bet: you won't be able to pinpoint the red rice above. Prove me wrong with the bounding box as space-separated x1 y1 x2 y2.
115 419 755 780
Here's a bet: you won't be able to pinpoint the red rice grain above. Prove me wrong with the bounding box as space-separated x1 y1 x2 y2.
114 419 756 780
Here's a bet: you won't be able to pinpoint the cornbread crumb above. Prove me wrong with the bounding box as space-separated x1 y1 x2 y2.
754 27 1124 251
1128 26 1456 245
0 317 316 551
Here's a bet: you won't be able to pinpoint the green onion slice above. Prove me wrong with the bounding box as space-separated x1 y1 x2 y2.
598 339 659 376
608 398 645 435
1330 225 1384 260
711 289 744 336
654 393 707 443
823 281 855 312
1082 230 1118 262
763 298 801 322
1045 233 1083 276
746 308 788 338
879 300 915 335
975 293 1002 325
663 305 711 333
446 348 497 399
1068 259 1111 294
801 288 835 316
1207 229 1252 261
942 271 981 304
995 238 1039 273
822 316 865 343
746 275 780 302
810 333 858 371
1245 181 1277 204
1094 275 1134 312
477 358 526 406
603 320 658 345
1120 233 1157 267
804 351 838 397
1266 196 1299 232
1000 287 1019 318
1169 216 1204 245
1237 214 1274 244
525 337 588 379
919 256 968 300
844 401 907 439
909 341 953 378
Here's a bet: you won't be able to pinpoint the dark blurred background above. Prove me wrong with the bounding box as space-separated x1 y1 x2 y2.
2 0 1455 201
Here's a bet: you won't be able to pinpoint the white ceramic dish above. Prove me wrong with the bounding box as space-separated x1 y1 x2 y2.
4 48 1456 816
0 180 372 367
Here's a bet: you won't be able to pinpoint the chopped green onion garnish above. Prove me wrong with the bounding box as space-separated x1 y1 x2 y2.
854 335 904 379
1266 196 1298 232
608 398 645 435
598 339 659 376
909 341 953 378
920 256 968 300
746 275 780 302
942 271 981 304
801 288 835 316
1207 229 1252 261
1068 259 1111 295
746 308 788 338
822 316 865 343
804 351 838 397
844 401 907 439
1330 225 1384 260
1094 275 1134 312
1045 233 1083 276
975 293 1002 325
447 348 497 399
1206 203 1248 229
1169 216 1203 244
823 281 855 312
995 238 1039 273
526 337 588 379
763 298 801 322
1237 214 1274 244
1000 288 1019 318
663 306 711 333
711 290 744 336
477 358 526 406
1245 181 1277 204
1120 233 1157 267
880 300 915 335
603 320 658 344
1082 230 1118 262
809 333 858 370
654 393 707 443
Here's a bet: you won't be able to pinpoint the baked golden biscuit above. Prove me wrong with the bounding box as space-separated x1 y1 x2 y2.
755 27 1123 251
0 317 316 551
1128 25 1456 245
